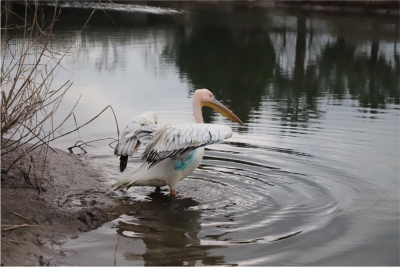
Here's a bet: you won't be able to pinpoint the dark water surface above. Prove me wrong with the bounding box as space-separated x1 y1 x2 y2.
5 2 399 265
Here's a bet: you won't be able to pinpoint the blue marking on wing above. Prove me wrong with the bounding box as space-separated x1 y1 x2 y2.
174 150 196 171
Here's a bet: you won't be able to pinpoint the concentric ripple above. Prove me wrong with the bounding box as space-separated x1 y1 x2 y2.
58 101 399 266
59 143 348 266
175 147 341 246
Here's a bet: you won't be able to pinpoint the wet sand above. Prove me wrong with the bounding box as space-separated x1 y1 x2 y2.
1 144 121 266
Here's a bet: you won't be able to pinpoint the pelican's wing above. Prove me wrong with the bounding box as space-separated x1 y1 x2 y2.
114 111 158 157
115 111 158 172
141 123 232 168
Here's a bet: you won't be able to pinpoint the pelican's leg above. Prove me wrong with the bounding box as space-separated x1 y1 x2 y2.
169 182 178 196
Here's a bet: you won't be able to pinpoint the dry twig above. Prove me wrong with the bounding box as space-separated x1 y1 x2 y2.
8 239 22 244
1 1 120 175
2 223 39 231
10 211 29 220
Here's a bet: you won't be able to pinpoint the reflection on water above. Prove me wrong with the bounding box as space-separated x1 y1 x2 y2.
4 2 399 266
163 9 399 127
162 11 276 124
116 193 226 266
61 192 227 266
6 3 398 128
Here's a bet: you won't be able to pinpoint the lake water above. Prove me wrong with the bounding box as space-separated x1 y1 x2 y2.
4 2 399 265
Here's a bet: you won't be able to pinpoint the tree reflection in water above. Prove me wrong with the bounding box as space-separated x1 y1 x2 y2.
163 10 276 126
9 3 397 129
162 7 399 130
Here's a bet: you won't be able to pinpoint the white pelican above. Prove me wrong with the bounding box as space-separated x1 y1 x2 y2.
112 89 243 196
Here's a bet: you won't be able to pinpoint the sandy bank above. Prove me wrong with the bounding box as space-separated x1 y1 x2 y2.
1 144 124 266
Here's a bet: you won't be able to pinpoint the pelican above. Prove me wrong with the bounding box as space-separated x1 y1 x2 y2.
112 89 243 196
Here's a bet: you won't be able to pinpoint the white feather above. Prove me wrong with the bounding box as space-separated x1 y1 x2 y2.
141 123 232 166
114 111 158 156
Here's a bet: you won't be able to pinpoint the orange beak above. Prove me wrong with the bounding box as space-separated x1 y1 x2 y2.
203 98 244 125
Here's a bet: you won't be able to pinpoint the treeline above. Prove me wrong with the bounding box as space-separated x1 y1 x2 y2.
277 0 399 9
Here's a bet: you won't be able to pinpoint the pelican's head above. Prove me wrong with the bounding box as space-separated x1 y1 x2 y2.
194 89 244 125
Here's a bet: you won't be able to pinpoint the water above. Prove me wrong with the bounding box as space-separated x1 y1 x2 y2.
4 2 399 265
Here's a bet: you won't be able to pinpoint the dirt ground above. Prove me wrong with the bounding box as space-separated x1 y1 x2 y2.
1 144 124 266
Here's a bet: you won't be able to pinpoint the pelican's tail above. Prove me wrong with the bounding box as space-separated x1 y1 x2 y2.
119 155 128 172
112 179 136 191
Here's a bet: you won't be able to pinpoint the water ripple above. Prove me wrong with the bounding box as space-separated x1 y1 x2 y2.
102 143 343 260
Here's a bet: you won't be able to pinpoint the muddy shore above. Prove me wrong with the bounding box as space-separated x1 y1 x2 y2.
1 144 124 266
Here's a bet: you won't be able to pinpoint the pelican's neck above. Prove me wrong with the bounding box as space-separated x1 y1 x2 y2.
193 96 204 123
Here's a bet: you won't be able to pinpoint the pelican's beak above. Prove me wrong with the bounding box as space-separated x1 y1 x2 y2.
204 99 244 125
